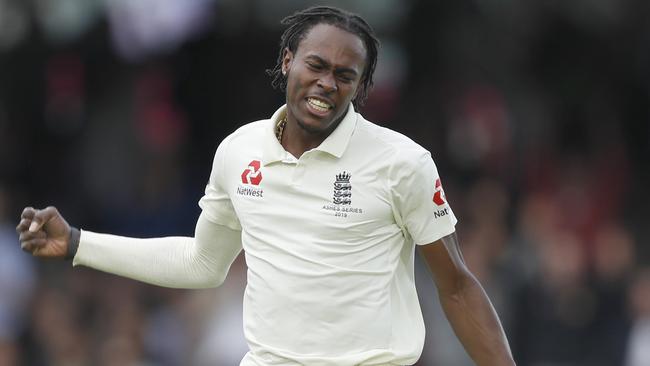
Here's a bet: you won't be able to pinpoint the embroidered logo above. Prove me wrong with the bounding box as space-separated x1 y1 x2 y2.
322 171 362 218
241 160 263 185
433 178 446 206
333 171 352 205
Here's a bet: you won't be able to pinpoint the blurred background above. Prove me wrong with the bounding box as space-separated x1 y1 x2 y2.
1 0 649 365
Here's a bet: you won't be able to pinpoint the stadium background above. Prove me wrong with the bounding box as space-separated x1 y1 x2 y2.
1 0 649 365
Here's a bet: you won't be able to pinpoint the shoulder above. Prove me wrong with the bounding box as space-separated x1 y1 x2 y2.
215 119 273 154
352 116 440 189
355 116 433 164
225 119 272 144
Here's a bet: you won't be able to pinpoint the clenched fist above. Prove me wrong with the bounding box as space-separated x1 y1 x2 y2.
16 206 76 259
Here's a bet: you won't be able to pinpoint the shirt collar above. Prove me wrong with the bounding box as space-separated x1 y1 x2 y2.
262 103 358 165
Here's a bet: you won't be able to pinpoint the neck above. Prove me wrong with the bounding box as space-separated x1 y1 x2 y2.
280 108 345 158
281 121 327 158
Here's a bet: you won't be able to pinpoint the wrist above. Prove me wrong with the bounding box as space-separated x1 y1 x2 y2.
65 227 81 260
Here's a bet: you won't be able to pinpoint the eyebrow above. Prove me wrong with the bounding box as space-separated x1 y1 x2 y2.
305 55 359 77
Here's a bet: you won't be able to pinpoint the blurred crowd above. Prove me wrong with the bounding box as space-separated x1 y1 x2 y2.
1 0 648 365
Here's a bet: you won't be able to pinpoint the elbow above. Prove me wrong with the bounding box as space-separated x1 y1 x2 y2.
438 269 488 310
177 260 229 289
440 267 476 297
183 244 233 289
207 270 228 288
176 273 226 289
190 267 228 289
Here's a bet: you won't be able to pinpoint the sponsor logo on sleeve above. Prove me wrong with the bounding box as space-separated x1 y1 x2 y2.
433 178 449 218
433 178 446 205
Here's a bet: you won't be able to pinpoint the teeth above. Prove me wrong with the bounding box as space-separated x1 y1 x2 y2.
308 98 331 111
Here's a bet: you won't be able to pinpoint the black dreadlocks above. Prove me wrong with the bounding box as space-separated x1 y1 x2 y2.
266 6 380 106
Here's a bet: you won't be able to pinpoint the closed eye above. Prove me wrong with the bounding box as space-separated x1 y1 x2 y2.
306 62 325 71
336 70 358 83
337 74 354 83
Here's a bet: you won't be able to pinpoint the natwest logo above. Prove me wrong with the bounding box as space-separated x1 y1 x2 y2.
241 160 263 185
433 178 446 206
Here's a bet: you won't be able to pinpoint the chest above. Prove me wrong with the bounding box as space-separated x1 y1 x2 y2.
226 152 396 239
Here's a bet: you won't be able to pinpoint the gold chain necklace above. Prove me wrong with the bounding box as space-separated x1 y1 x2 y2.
275 116 287 143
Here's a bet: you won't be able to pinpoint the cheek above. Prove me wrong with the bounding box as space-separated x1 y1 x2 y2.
286 77 300 101
285 72 298 93
287 70 309 96
340 84 359 101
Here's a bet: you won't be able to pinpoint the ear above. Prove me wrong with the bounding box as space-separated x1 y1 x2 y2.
281 47 293 76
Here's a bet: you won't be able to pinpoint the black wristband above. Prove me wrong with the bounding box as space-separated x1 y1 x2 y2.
65 227 81 261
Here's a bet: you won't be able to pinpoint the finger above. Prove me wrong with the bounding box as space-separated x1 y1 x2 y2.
20 229 46 240
21 238 47 253
28 221 39 232
21 207 36 220
29 206 59 233
20 230 46 243
16 218 32 234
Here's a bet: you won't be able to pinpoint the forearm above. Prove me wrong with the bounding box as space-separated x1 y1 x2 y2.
439 274 515 366
72 213 242 289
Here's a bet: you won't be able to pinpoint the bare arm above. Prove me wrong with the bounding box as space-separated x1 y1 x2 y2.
418 232 515 366
17 207 243 289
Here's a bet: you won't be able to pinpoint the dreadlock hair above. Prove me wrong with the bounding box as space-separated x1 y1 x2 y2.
266 6 380 106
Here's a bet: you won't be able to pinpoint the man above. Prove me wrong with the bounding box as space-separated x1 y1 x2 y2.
17 6 515 366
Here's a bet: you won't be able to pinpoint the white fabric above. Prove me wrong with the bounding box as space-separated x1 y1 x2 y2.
73 213 242 289
199 104 457 365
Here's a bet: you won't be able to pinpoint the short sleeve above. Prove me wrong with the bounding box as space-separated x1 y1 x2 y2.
198 137 242 231
391 150 457 245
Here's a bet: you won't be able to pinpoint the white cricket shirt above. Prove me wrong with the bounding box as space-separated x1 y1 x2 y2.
199 104 457 366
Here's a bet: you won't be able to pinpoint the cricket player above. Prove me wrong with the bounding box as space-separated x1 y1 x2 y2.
17 6 515 366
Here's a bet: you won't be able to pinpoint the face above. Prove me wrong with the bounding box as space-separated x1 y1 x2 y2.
282 23 367 136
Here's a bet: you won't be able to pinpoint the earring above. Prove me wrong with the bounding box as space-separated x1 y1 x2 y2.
282 69 286 76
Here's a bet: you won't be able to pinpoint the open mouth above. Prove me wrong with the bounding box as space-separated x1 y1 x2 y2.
306 97 333 115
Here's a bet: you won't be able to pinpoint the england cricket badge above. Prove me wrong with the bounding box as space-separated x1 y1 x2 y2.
333 171 352 205
321 171 363 217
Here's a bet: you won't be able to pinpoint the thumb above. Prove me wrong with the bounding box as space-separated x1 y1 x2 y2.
28 206 60 232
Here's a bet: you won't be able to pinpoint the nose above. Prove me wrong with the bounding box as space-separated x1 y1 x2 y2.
317 73 338 93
